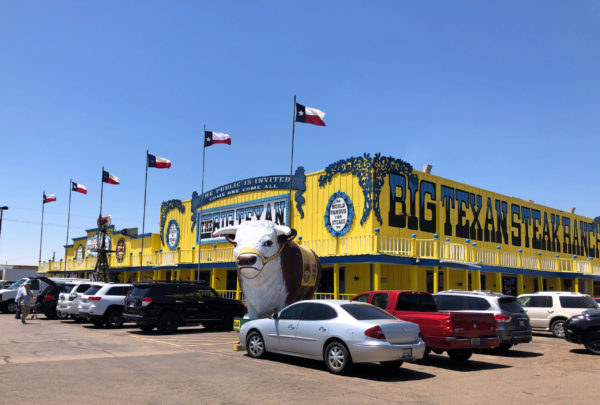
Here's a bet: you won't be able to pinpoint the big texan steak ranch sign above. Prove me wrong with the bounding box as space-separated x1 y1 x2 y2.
196 195 289 243
388 171 600 258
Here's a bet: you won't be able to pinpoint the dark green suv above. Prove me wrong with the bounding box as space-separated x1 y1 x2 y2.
123 282 246 334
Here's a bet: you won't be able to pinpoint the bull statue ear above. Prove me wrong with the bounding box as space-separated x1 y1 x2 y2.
212 226 238 244
275 225 297 241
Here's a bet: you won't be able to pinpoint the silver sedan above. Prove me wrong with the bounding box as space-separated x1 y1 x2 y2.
239 300 425 374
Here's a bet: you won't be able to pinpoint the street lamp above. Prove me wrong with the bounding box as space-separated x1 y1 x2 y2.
0 206 7 238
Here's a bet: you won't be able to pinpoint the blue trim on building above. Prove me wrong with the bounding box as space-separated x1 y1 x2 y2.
48 253 600 281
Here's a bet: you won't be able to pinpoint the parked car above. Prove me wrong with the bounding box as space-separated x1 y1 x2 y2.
353 290 499 361
37 282 76 319
594 297 600 304
564 309 600 354
123 281 246 334
433 290 532 352
517 292 599 338
56 281 99 322
240 300 425 374
78 283 131 327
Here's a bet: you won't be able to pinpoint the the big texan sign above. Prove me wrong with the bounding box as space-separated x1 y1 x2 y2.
388 172 600 258
318 154 599 259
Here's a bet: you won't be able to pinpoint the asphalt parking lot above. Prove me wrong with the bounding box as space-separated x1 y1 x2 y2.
0 315 598 405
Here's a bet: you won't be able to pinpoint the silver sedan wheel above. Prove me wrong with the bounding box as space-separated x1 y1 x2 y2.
325 341 351 374
247 332 265 358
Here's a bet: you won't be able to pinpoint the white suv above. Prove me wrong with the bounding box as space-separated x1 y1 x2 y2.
57 281 101 322
78 283 131 328
517 292 599 338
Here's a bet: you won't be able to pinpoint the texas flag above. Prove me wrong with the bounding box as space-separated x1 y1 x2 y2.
204 131 231 147
295 103 326 126
147 153 171 169
102 170 119 185
43 193 56 203
72 182 88 194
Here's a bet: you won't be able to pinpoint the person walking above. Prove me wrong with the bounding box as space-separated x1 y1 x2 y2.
15 282 34 324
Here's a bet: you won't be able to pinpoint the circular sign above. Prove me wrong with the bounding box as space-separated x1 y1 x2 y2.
76 245 84 264
324 191 354 237
166 220 180 250
116 239 126 263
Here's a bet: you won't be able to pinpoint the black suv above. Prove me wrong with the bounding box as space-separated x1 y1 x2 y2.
123 282 246 334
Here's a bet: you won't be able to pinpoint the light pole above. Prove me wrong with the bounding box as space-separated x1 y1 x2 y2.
0 206 7 238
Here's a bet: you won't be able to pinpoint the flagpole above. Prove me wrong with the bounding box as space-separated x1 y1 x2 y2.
66 179 72 265
39 191 45 264
198 124 207 275
288 94 297 219
99 166 105 219
141 150 149 271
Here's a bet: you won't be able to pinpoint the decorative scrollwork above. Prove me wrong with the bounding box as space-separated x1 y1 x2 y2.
160 200 185 245
318 153 417 225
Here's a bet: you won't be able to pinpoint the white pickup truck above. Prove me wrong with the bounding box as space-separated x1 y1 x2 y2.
0 277 54 313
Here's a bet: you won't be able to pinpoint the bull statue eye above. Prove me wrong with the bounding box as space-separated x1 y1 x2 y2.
263 240 273 247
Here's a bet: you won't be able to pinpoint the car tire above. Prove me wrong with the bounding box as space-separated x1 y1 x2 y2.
57 310 69 320
5 300 17 314
551 319 566 338
324 340 352 374
72 315 84 323
447 349 472 362
157 312 178 334
380 360 403 370
246 331 266 359
139 324 155 332
583 328 600 355
493 343 513 353
106 309 124 328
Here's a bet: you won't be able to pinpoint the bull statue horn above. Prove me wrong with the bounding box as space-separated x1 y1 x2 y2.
212 225 239 237
274 225 292 236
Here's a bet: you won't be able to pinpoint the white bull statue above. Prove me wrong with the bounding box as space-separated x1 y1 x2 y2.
213 220 321 319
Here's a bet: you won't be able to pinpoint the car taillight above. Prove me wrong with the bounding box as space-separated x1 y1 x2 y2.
442 319 453 334
43 295 53 302
494 314 512 323
142 297 152 307
88 296 102 301
364 325 386 339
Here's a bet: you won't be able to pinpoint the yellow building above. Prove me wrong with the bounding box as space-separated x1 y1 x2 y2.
41 154 600 298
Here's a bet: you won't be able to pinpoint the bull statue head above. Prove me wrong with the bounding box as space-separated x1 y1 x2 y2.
214 220 320 319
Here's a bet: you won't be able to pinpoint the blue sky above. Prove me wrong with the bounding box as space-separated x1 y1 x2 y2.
1 1 599 265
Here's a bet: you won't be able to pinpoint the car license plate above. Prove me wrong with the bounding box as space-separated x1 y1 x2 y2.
129 303 135 308
400 348 412 359
471 338 480 346
519 320 525 327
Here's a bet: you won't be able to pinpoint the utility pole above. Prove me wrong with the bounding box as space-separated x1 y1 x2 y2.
0 206 8 238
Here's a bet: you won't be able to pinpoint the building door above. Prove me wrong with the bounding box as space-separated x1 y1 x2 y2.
502 276 517 296
226 270 238 291
426 271 444 293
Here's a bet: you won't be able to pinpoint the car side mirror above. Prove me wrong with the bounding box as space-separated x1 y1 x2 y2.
272 312 279 320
